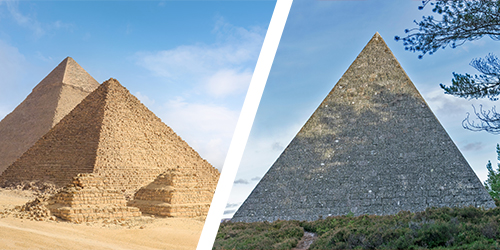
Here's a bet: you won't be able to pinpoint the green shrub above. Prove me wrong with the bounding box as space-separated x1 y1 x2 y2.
214 220 303 250
214 207 500 249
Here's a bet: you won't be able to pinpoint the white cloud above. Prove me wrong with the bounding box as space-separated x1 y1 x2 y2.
135 92 155 107
164 97 238 132
5 1 44 38
225 203 240 208
250 176 261 181
223 209 237 215
135 18 265 98
423 89 489 119
271 142 284 151
4 1 73 38
0 40 26 91
35 51 53 63
463 142 484 152
159 97 239 170
132 18 266 171
205 68 252 98
234 179 249 184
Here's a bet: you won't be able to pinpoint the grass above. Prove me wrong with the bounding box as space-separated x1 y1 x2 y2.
214 206 500 249
213 220 304 249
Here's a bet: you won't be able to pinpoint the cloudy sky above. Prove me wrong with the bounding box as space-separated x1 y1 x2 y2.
2 0 498 223
225 0 500 218
0 0 275 170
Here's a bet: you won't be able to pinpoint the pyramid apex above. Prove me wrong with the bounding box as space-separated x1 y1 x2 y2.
101 78 124 90
32 57 99 93
59 57 77 67
367 32 386 44
347 32 399 76
103 78 120 85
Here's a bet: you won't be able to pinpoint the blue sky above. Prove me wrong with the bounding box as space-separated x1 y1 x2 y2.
225 0 500 218
2 0 499 223
0 0 276 170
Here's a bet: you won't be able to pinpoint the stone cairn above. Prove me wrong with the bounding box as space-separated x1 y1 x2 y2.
47 173 141 223
129 166 217 217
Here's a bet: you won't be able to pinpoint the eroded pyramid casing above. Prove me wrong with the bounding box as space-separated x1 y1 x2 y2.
0 57 99 174
232 33 495 223
47 173 141 223
128 167 217 217
0 79 220 196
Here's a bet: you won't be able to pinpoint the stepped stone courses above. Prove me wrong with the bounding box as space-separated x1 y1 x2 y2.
0 78 219 219
129 167 217 217
47 174 141 223
0 57 99 174
232 33 496 223
0 78 220 200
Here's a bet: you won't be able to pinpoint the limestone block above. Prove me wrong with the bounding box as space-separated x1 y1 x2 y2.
47 174 141 222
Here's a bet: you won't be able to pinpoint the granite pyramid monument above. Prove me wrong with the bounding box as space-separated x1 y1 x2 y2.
0 57 99 174
232 33 495 223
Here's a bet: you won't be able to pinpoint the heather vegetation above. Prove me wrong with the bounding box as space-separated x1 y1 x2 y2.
215 206 500 249
214 220 304 250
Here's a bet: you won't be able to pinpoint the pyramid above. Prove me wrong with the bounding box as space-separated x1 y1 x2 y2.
128 167 218 217
232 33 496 223
47 173 141 223
0 78 220 198
0 57 99 174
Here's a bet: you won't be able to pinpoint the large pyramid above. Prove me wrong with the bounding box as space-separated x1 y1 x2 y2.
0 57 99 174
232 33 496 223
0 78 220 197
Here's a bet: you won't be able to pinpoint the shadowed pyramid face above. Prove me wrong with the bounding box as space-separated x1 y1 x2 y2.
231 33 495 223
0 57 100 174
0 78 220 195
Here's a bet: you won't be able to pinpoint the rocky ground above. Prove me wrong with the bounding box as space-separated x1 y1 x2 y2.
0 187 204 250
292 232 318 250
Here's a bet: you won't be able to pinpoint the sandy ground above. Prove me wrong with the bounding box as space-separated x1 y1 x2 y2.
0 189 203 250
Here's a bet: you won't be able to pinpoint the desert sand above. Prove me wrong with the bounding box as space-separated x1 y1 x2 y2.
0 188 203 250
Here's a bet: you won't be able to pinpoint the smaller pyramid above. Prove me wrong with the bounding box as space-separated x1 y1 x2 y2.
0 57 99 174
47 173 141 223
128 167 217 217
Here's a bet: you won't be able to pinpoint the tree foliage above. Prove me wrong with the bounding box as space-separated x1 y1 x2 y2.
463 105 500 134
395 0 500 58
441 54 500 101
396 0 500 134
484 144 500 202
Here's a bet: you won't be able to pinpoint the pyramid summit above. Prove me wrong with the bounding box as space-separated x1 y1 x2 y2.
0 57 99 174
0 78 220 197
232 33 495 223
